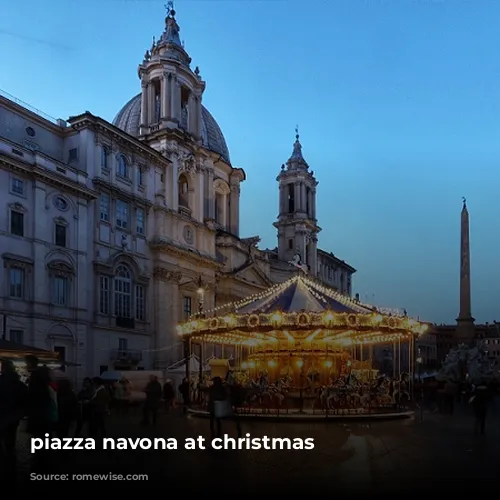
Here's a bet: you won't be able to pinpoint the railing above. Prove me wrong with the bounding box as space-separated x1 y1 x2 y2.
110 349 143 363
0 88 60 125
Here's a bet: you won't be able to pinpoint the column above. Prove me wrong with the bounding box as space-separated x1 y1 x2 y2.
148 83 155 124
171 79 181 122
171 154 179 210
139 82 148 134
311 189 317 219
294 183 300 212
308 189 313 218
197 170 204 221
207 165 215 219
161 75 169 119
279 185 284 215
196 96 202 138
33 182 47 303
153 273 180 368
188 94 196 135
229 184 240 236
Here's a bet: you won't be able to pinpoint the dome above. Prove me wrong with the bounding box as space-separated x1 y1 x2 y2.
112 94 231 164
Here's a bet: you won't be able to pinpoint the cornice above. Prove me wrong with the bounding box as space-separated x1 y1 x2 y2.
153 266 183 283
0 154 97 201
150 238 222 271
152 204 215 232
68 114 171 167
93 177 153 212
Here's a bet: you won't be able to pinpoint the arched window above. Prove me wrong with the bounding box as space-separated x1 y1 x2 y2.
101 146 109 169
178 174 189 207
114 265 131 318
117 155 128 178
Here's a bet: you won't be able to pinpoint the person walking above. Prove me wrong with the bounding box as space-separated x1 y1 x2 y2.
470 382 491 436
208 377 242 442
142 375 162 425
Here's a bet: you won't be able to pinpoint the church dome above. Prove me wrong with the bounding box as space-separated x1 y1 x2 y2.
112 94 231 164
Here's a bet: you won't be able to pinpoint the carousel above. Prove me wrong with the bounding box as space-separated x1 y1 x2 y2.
177 274 429 418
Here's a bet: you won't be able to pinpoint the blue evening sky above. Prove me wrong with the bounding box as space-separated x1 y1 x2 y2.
1 0 499 324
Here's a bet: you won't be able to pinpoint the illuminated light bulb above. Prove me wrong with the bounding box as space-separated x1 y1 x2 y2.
296 359 304 368
241 362 248 369
324 360 333 368
248 361 256 368
268 359 277 367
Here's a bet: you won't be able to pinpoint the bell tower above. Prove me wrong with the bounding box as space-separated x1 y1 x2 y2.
273 128 321 276
137 2 204 138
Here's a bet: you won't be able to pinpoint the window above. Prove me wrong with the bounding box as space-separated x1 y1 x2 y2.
136 208 144 234
10 329 23 344
117 155 128 178
99 276 110 314
135 285 145 321
288 239 293 250
116 200 129 229
11 178 24 195
55 224 67 247
215 193 224 224
68 148 78 162
53 276 69 306
114 265 131 318
288 184 295 213
9 268 24 298
183 296 192 320
118 338 128 351
178 175 189 207
306 187 310 215
137 167 143 186
100 193 110 222
54 197 68 211
101 146 109 169
54 346 66 372
10 211 24 236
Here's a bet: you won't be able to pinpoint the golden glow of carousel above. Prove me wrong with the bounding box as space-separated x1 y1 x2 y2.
177 274 429 417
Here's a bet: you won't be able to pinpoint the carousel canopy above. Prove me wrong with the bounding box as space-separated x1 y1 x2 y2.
234 275 374 315
178 274 429 345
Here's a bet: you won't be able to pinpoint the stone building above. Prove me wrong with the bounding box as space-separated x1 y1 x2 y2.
0 7 355 380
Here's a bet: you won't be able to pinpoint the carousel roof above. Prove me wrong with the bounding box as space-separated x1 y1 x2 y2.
236 275 373 315
198 273 395 318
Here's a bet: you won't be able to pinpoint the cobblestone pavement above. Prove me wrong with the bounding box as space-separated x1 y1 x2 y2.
11 405 500 492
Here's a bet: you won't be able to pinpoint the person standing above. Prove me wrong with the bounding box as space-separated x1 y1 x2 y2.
179 378 190 414
56 379 78 438
142 375 162 425
0 360 27 477
75 378 94 437
89 377 110 439
163 379 175 412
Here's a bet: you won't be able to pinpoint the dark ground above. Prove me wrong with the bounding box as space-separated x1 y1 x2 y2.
7 403 500 493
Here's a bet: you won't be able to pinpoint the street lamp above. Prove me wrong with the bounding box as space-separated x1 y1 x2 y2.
416 349 423 421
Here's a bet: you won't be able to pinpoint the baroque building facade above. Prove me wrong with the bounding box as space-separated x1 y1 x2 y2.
0 7 355 380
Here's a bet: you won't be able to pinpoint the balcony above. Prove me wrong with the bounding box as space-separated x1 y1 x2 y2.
116 317 135 329
110 349 142 364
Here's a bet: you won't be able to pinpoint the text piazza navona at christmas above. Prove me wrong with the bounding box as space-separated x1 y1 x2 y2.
0 7 356 379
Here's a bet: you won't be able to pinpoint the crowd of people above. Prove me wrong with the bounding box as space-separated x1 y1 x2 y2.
0 358 240 473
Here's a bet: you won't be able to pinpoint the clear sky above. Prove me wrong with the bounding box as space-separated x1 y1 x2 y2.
1 0 499 324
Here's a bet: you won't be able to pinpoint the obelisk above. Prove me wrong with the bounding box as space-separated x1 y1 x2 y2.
456 197 475 344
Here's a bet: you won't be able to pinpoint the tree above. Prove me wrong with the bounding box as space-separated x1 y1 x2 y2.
437 342 494 384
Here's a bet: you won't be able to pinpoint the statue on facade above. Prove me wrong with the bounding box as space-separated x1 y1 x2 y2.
121 234 129 251
288 248 308 274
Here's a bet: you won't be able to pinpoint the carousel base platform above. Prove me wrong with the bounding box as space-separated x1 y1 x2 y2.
188 408 414 421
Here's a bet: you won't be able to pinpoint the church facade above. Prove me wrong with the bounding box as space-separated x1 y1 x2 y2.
0 8 355 380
